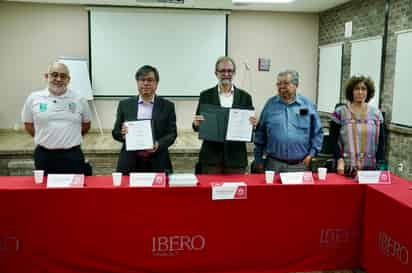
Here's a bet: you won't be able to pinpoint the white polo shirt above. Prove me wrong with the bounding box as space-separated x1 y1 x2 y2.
21 88 91 149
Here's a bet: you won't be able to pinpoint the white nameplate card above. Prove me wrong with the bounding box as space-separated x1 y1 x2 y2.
358 170 391 184
47 174 85 188
212 182 247 200
129 172 166 187
168 174 198 187
280 172 314 185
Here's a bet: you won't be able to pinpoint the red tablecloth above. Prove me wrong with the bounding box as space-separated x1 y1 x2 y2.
0 174 377 273
361 175 412 273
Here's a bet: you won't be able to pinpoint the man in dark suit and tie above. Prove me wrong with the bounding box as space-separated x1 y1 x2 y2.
112 65 177 174
193 56 257 174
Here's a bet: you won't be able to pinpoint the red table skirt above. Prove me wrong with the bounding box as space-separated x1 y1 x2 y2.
361 175 412 273
0 174 409 273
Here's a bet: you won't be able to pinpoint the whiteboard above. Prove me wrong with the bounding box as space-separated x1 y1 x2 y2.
58 58 93 100
391 30 412 126
317 43 343 113
89 8 227 97
350 36 382 108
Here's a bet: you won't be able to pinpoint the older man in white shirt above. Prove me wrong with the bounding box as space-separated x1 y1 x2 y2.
21 62 91 175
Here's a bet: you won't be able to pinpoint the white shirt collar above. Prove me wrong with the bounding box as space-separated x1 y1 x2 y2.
138 95 155 104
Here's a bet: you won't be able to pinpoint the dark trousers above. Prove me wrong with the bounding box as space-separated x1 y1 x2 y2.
200 164 246 174
116 151 159 175
34 145 85 175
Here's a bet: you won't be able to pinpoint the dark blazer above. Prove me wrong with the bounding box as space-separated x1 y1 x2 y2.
112 96 177 174
193 85 254 168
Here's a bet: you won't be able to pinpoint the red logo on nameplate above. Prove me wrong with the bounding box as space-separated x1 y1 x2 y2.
234 185 247 199
153 173 166 187
302 172 314 184
379 171 391 184
70 174 85 187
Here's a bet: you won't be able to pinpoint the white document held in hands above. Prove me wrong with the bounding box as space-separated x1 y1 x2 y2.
125 120 154 151
226 109 255 142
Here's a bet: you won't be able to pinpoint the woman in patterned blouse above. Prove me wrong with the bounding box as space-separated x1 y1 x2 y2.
329 75 385 176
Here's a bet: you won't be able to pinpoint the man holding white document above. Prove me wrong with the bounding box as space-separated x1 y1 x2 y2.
112 65 177 174
193 56 257 174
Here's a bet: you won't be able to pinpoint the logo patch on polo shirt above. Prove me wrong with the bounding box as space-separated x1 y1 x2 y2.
68 102 76 113
39 103 47 112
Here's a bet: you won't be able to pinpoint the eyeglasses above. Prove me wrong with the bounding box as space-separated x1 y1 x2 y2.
216 69 235 74
138 78 156 83
276 81 292 86
49 72 69 80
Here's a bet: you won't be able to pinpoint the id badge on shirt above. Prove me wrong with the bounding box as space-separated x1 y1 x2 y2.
53 101 76 113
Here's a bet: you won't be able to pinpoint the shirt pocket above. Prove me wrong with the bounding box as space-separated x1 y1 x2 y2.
290 115 310 136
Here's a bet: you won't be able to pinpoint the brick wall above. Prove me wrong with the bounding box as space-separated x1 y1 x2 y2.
319 0 412 179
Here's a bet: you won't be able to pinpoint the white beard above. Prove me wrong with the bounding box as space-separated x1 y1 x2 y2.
219 79 232 85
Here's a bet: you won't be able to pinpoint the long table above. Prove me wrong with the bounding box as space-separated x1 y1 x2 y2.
0 174 409 273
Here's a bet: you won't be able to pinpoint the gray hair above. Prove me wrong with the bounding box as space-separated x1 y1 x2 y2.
215 56 236 73
278 69 299 86
48 62 70 76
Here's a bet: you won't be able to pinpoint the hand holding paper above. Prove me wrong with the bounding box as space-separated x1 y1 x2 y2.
124 120 154 151
193 115 205 128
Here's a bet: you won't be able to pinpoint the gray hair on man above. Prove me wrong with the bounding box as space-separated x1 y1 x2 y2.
278 69 299 86
215 56 237 73
48 62 70 75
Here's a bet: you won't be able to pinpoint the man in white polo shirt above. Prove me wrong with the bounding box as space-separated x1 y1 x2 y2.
21 62 91 175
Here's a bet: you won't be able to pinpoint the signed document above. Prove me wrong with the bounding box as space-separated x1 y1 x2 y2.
125 120 154 151
225 109 255 142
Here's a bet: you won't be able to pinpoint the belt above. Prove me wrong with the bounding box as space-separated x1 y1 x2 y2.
38 145 80 152
268 155 303 165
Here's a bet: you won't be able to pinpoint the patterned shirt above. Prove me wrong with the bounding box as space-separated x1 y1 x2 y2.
331 104 384 169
